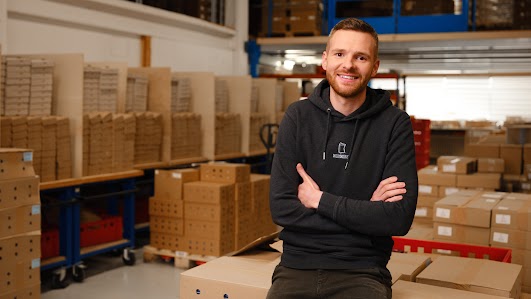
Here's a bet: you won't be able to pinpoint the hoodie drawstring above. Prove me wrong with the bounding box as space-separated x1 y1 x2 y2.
323 108 331 160
345 119 359 170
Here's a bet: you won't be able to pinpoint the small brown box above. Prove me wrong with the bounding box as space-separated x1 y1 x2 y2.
465 143 500 158
418 184 438 197
500 144 523 175
478 158 505 173
0 148 35 180
418 165 457 186
437 156 477 174
0 205 41 239
433 222 490 246
416 256 522 298
200 163 251 183
0 176 39 210
457 173 501 189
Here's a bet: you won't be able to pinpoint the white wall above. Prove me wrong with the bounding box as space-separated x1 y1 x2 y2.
1 0 249 75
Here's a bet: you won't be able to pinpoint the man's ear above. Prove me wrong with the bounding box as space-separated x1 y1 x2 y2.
321 51 328 71
371 59 380 77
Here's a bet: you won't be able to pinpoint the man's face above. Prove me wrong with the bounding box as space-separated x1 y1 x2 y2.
322 30 380 99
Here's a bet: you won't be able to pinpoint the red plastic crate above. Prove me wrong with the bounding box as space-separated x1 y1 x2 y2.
41 229 60 259
80 215 123 248
392 237 512 263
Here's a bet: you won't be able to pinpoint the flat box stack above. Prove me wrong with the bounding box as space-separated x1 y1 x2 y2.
0 116 72 182
83 112 113 176
170 76 202 160
249 113 270 153
111 114 136 172
125 73 148 112
215 113 241 156
1 56 52 117
148 163 277 257
0 148 41 299
261 0 323 37
134 112 163 165
83 65 119 113
171 113 202 160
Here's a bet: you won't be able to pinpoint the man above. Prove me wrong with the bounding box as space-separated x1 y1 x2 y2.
267 18 418 299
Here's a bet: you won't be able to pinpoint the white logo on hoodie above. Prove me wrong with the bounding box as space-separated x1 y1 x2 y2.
333 142 349 159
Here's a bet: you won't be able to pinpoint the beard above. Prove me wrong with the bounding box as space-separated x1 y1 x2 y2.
326 70 371 98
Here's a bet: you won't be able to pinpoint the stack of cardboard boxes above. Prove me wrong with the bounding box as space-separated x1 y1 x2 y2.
490 193 531 292
260 0 323 37
82 65 119 113
2 57 31 116
111 114 136 172
133 112 163 165
149 163 277 257
215 113 241 156
83 112 113 176
125 73 148 113
249 113 270 152
29 58 54 116
171 113 202 159
0 148 41 298
0 116 72 182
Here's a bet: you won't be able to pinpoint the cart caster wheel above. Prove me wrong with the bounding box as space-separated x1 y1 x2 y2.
51 268 70 289
122 248 136 266
72 264 86 282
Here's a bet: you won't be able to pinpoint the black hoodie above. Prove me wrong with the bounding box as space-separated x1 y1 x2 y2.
270 79 418 273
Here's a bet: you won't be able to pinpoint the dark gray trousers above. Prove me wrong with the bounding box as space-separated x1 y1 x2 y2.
266 265 392 299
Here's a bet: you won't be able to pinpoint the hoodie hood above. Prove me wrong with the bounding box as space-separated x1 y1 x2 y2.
308 79 392 120
307 79 392 169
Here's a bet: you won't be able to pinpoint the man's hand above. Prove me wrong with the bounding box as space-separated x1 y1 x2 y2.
296 163 323 209
371 176 406 202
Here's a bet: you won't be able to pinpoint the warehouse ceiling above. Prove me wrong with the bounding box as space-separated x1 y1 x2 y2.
258 32 531 74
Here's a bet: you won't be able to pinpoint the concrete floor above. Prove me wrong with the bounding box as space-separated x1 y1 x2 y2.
41 248 186 299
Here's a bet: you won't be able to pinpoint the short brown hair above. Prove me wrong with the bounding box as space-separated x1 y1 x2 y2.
327 18 379 57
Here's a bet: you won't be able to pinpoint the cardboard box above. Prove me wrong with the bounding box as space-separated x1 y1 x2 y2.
150 216 184 236
459 194 501 228
0 176 39 210
418 165 457 186
511 248 531 269
405 222 434 240
437 156 477 174
464 143 500 159
491 227 531 250
149 197 184 218
149 231 187 252
416 255 522 298
414 206 433 220
154 168 199 201
0 283 40 299
393 280 512 299
388 252 431 283
478 158 505 173
418 195 440 208
0 148 35 180
500 144 523 175
200 162 251 183
433 192 475 224
183 181 235 204
180 249 280 299
491 197 531 231
438 186 463 197
457 173 501 189
419 184 438 197
0 205 41 239
433 222 490 246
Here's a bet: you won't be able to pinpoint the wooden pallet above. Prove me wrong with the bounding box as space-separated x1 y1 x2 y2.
142 245 217 269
